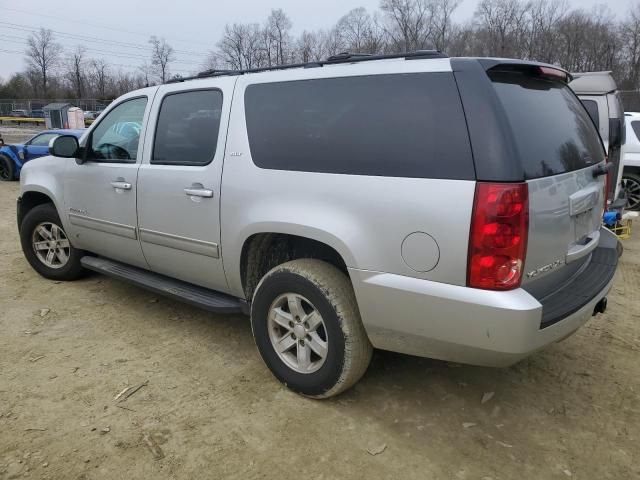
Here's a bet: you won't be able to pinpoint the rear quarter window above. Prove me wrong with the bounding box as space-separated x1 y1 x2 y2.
244 73 474 179
490 71 605 179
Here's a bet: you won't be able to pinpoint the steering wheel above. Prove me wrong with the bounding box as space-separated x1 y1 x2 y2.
95 143 131 160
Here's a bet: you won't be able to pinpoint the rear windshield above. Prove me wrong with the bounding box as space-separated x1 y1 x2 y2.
490 71 605 179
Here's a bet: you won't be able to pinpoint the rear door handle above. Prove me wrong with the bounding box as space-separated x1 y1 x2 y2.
566 230 600 263
111 181 132 190
184 184 214 198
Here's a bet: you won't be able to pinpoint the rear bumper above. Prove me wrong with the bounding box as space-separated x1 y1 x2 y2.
349 229 619 367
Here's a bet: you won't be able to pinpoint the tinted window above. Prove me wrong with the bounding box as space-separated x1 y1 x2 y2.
490 71 604 179
28 133 58 147
152 90 223 166
89 97 147 163
581 99 599 130
632 121 640 142
244 73 474 179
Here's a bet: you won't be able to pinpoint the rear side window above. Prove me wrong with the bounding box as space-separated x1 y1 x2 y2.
632 121 640 142
152 90 223 166
581 99 600 130
489 71 604 179
244 73 474 179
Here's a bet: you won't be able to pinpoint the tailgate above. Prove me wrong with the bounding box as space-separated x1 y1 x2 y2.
487 66 607 295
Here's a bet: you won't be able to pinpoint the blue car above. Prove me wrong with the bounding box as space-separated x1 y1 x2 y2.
0 129 84 181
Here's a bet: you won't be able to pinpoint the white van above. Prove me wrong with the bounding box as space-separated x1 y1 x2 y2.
570 72 626 209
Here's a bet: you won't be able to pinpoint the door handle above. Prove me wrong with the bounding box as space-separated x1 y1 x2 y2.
184 184 214 198
111 181 132 190
566 230 600 263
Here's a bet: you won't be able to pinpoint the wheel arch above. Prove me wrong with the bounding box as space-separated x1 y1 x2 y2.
18 188 61 229
237 229 353 302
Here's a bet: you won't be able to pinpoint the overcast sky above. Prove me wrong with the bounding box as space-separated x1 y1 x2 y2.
0 0 635 79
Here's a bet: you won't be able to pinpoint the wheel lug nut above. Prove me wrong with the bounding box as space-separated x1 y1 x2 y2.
289 321 294 328
300 340 305 346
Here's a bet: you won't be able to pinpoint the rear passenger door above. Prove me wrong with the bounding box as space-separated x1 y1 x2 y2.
137 79 235 293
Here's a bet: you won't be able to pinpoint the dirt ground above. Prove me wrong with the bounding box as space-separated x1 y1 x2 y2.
1 141 639 479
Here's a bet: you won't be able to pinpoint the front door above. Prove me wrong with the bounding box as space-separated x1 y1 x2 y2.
63 94 152 268
137 80 234 292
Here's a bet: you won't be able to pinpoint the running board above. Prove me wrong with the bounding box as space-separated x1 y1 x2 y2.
80 256 244 314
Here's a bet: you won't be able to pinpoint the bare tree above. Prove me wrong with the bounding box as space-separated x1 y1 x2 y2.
620 4 640 88
380 0 438 51
25 28 61 97
149 36 175 83
138 62 154 87
90 59 109 99
523 0 567 62
265 9 293 65
217 23 264 69
65 46 86 99
474 0 530 57
432 0 461 51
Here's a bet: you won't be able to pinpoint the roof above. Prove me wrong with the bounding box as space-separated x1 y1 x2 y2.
569 72 617 95
43 103 72 110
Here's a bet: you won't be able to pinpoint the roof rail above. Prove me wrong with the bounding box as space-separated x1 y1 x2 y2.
165 50 448 84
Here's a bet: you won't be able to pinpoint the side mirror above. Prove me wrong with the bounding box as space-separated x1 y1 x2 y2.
49 135 80 159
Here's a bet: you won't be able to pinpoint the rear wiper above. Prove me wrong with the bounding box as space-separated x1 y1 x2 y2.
592 162 613 178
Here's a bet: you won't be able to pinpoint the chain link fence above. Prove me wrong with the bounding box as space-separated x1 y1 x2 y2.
0 99 112 115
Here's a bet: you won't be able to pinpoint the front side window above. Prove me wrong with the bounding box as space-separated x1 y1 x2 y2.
152 90 223 166
28 133 58 147
88 97 147 162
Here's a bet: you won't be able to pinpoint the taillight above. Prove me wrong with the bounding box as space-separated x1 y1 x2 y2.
468 183 529 291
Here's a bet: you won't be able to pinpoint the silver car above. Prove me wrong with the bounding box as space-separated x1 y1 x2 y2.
17 52 619 398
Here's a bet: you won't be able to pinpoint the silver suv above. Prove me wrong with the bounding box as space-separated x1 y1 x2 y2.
17 52 619 398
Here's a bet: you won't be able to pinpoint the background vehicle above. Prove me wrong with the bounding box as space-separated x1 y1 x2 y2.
30 109 45 118
621 112 640 210
0 129 84 181
569 72 626 209
18 53 618 398
9 109 30 117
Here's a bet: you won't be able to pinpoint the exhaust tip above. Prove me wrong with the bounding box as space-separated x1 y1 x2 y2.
593 297 608 316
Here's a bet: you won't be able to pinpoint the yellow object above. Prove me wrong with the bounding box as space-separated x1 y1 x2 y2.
610 219 632 240
0 116 45 124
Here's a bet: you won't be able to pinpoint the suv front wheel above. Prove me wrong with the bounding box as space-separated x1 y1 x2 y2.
19 203 86 281
251 259 372 398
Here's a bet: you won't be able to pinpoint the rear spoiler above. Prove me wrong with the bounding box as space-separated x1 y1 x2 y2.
475 59 572 83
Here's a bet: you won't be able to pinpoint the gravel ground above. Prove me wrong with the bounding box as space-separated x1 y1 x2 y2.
0 177 639 479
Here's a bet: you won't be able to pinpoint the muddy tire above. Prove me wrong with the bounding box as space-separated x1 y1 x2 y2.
251 259 372 398
0 154 15 181
19 203 86 281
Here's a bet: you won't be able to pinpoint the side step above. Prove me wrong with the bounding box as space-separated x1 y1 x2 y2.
80 256 244 314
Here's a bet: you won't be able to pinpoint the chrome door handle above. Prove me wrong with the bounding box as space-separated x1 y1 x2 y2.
184 185 214 198
111 181 132 190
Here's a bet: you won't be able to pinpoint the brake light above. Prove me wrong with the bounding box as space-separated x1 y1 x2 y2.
468 183 529 290
537 66 569 82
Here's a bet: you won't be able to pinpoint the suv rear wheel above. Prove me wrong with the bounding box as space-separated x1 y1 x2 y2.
19 203 86 281
251 259 372 398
